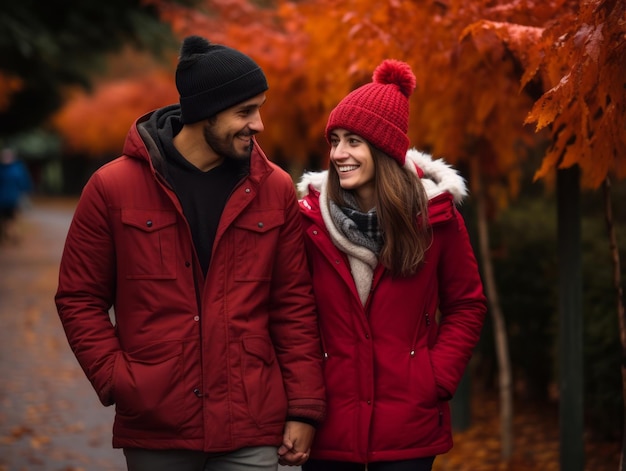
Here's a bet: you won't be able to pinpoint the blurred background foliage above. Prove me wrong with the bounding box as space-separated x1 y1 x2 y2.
457 148 625 441
0 0 186 135
0 0 190 192
476 184 624 440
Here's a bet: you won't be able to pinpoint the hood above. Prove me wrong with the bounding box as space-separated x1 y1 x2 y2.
122 104 181 177
297 148 468 204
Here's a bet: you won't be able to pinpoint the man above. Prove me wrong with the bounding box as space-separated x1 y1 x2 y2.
55 35 326 471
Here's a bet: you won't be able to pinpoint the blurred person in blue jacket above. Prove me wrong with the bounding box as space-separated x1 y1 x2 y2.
0 146 33 242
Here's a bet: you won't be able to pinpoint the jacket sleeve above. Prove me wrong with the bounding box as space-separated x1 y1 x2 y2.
267 178 326 424
431 208 487 399
55 173 121 406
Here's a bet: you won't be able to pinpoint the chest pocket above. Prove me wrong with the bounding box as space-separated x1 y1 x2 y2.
232 209 284 281
120 209 177 280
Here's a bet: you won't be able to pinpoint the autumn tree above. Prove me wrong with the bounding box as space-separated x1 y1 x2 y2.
464 0 626 467
51 50 179 157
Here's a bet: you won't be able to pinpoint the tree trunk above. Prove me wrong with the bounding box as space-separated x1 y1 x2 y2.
557 167 584 470
470 159 514 459
602 177 626 471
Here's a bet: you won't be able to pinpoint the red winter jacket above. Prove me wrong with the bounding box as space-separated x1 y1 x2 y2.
297 149 486 463
55 107 326 451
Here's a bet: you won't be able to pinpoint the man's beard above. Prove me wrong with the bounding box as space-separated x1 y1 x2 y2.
203 123 254 162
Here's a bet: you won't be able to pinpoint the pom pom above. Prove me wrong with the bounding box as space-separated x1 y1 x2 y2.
180 35 212 58
372 59 416 97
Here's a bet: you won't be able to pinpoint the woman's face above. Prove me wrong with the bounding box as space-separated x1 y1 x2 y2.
329 128 375 208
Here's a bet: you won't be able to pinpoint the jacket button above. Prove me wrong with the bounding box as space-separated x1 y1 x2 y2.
410 350 415 357
312 230 318 235
146 220 153 227
185 261 191 267
193 315 199 322
193 388 203 397
245 188 251 193
257 222 264 228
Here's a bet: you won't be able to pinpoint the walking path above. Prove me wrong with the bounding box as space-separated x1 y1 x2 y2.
0 198 123 471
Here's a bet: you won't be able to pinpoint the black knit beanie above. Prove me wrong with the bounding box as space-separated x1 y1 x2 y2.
175 35 268 124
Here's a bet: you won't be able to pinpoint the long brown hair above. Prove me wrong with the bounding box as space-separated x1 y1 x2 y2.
327 145 431 277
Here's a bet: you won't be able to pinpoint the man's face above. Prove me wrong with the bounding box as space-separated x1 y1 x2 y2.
203 93 266 161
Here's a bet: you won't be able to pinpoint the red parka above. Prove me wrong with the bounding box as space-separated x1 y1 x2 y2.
297 149 486 463
55 106 326 451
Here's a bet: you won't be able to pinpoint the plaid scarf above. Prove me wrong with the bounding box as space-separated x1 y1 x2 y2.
329 191 383 255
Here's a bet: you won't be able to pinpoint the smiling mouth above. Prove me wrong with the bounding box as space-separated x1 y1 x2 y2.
338 165 359 172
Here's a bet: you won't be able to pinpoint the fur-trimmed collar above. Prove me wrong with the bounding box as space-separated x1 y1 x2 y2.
297 148 468 204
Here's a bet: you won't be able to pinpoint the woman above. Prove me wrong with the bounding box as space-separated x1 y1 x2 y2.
297 60 487 471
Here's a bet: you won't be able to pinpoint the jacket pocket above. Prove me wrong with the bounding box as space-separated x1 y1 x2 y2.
112 341 185 432
120 209 177 280
232 210 284 281
241 335 287 427
411 347 439 407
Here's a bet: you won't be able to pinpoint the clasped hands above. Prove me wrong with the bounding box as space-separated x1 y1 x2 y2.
277 421 315 467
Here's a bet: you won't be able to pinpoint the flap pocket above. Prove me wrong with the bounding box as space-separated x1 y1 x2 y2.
122 209 177 233
126 340 182 364
119 208 177 280
233 210 284 234
242 336 275 365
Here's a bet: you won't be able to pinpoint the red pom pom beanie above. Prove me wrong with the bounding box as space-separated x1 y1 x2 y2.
325 59 416 166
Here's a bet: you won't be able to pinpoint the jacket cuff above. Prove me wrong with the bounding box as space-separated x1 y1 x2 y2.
286 416 319 428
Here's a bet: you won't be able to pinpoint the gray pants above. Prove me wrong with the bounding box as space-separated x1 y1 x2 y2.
124 446 279 471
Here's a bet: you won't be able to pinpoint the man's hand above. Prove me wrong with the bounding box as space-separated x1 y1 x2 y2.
277 421 315 467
